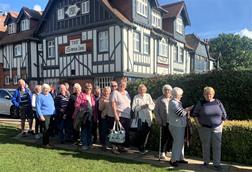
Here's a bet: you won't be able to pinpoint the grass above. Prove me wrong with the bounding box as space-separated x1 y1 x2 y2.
0 125 171 172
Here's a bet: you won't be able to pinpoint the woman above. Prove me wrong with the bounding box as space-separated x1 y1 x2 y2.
111 79 131 153
98 86 111 150
168 87 192 167
36 84 55 148
32 85 43 139
132 84 155 154
66 83 81 144
154 84 173 159
74 83 95 150
192 87 227 170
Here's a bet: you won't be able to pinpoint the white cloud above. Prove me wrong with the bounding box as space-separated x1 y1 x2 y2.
237 28 252 39
33 4 42 12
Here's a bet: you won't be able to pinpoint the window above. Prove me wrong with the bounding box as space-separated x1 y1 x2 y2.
152 10 161 28
13 76 18 85
8 23 16 34
159 39 168 57
134 32 140 52
14 44 22 56
98 31 108 52
176 18 184 34
21 19 30 31
57 8 65 20
136 0 148 17
173 46 178 62
82 1 90 14
48 40 55 58
178 47 184 63
94 77 113 89
5 76 10 85
143 35 150 55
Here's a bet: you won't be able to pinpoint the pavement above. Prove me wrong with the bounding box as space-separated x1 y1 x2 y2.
0 116 252 172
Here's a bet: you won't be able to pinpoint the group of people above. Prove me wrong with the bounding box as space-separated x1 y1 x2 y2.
11 79 227 169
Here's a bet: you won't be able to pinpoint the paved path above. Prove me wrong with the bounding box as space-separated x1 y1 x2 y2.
0 116 252 172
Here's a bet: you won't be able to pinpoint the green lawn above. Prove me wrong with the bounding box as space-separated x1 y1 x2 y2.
0 125 170 172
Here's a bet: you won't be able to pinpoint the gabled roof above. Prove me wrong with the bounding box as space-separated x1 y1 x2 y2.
35 0 134 34
0 15 7 32
4 12 19 25
185 33 208 50
101 0 133 27
162 1 190 26
16 7 42 23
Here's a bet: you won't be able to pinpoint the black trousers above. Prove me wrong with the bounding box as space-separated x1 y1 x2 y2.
135 122 151 151
161 123 173 152
33 111 45 134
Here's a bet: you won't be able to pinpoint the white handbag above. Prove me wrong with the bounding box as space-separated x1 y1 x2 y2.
109 121 125 144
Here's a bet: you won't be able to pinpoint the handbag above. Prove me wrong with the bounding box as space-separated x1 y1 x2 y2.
109 121 125 144
130 111 142 129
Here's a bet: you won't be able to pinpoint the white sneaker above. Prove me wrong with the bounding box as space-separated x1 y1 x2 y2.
160 153 168 160
35 134 40 139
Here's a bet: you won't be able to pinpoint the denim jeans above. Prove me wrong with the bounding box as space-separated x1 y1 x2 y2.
58 119 66 142
81 120 92 146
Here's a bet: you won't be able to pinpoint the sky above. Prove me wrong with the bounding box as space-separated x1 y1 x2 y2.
0 0 251 39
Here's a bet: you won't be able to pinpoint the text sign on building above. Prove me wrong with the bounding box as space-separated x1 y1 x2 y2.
65 4 80 17
65 39 86 54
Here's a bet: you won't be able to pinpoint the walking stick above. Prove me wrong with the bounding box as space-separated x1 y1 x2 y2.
158 126 162 161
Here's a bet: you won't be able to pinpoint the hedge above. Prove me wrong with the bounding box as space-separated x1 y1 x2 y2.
143 120 252 165
127 70 252 120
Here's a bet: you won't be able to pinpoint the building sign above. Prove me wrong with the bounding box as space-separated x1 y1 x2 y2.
65 4 80 17
65 39 86 54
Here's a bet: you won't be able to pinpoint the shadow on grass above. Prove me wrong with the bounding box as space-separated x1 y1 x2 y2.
0 125 250 172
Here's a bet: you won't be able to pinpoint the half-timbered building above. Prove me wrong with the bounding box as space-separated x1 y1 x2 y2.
0 14 7 87
185 34 215 73
35 0 194 88
0 8 42 88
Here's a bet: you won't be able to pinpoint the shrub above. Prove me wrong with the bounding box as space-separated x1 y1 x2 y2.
127 70 252 120
145 120 252 165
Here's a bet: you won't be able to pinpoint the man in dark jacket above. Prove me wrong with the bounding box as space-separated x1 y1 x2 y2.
12 79 33 136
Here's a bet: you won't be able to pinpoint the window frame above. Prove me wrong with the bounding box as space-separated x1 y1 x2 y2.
98 30 109 53
82 0 90 14
178 47 184 63
57 8 65 20
173 45 178 62
176 18 184 34
152 10 161 28
47 40 56 59
8 23 16 34
14 44 22 57
159 39 168 57
133 32 141 53
143 35 150 55
21 19 30 31
136 0 148 18
5 76 10 85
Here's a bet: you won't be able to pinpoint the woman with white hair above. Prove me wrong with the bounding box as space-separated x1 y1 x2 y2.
168 87 193 167
132 84 155 154
154 84 173 159
36 83 55 148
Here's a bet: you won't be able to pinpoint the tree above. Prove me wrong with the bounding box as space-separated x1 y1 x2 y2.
209 33 252 70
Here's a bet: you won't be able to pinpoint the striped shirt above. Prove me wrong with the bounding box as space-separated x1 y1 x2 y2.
168 99 188 127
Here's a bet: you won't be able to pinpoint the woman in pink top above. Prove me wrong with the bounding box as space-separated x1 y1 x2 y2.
74 82 95 150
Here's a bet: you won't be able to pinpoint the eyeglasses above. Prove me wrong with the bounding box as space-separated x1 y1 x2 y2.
85 87 92 90
111 85 117 87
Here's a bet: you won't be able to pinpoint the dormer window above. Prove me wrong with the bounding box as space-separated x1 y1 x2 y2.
21 19 30 31
152 10 161 28
14 44 22 56
8 23 16 34
176 18 184 34
136 0 148 17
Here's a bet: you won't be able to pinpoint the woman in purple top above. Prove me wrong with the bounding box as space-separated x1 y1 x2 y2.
192 87 227 170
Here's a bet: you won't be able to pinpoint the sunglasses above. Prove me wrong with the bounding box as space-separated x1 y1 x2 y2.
85 87 92 90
